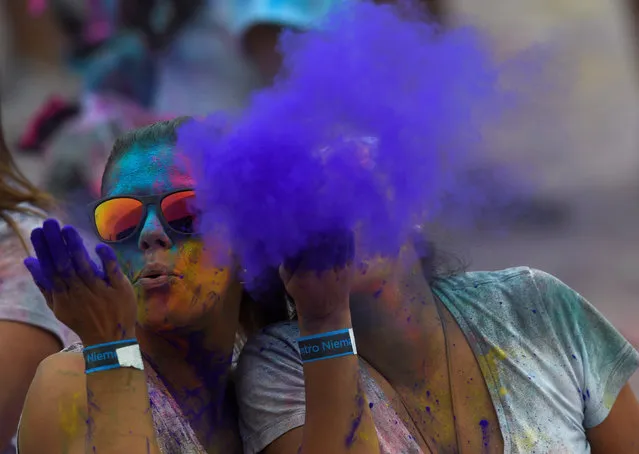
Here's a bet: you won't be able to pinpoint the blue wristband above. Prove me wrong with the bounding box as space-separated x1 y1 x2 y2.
83 339 144 374
297 328 357 363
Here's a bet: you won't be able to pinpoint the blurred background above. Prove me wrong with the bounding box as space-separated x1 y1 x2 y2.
0 0 637 393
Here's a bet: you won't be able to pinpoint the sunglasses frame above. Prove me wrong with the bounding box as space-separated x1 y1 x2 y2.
88 189 199 244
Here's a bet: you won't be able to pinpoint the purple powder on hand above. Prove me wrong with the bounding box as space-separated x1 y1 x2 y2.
178 0 522 286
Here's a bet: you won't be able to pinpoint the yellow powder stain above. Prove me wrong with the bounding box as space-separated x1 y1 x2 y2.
476 346 508 394
58 392 83 438
483 346 507 370
514 428 538 451
499 387 508 396
603 391 616 410
512 425 551 451
356 428 379 447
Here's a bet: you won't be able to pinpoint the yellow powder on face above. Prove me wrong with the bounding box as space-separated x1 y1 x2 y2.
179 241 231 286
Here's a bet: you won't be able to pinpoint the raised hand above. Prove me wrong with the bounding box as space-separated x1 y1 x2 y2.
280 230 355 331
23 219 137 346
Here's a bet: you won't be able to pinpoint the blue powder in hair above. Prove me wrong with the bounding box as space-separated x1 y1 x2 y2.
178 0 531 285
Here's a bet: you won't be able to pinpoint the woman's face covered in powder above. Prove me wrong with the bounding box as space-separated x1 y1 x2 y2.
101 144 236 332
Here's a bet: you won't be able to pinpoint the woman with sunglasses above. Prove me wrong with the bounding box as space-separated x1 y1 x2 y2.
18 117 287 454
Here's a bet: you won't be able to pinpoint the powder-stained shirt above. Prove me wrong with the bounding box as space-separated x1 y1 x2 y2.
235 267 639 454
0 209 80 454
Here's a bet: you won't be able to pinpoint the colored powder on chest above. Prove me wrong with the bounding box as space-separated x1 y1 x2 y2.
345 392 366 447
479 419 490 448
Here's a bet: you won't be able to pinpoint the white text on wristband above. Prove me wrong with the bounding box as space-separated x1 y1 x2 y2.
83 339 145 374
297 328 358 363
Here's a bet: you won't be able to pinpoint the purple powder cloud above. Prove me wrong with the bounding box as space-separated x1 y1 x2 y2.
178 0 527 284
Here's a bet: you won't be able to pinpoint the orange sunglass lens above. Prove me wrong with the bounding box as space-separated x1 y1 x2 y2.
161 191 198 234
94 198 144 241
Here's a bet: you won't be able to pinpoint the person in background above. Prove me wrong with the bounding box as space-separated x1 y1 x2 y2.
0 104 78 454
221 0 445 84
36 0 203 224
18 0 202 151
150 0 257 118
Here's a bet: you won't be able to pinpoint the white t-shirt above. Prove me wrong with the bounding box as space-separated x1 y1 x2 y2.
0 210 79 454
236 267 639 453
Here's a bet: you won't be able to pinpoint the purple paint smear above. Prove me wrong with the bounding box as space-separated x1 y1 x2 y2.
345 390 366 447
178 0 535 285
479 419 490 450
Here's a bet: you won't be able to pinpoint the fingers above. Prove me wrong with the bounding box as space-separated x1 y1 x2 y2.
331 229 355 271
96 244 127 289
24 258 55 310
42 219 75 279
23 257 53 291
282 253 302 277
278 264 291 285
61 226 102 289
284 229 355 273
30 227 65 292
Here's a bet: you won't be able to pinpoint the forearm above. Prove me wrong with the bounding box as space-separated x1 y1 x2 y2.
86 368 160 454
298 311 380 454
0 322 62 451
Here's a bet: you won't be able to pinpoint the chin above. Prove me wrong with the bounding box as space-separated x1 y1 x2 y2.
137 309 202 333
137 290 220 332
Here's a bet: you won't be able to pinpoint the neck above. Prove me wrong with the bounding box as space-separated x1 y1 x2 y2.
350 247 443 384
137 320 237 399
135 283 242 448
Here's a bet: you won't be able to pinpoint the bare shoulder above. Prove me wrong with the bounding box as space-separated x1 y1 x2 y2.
19 351 87 454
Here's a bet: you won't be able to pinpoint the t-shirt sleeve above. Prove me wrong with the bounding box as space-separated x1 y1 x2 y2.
235 322 306 454
0 214 78 348
531 269 639 428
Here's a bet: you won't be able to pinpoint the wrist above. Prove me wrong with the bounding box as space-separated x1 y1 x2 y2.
83 339 144 375
298 308 352 337
81 326 136 347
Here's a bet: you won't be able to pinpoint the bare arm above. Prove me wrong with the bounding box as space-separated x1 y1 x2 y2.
587 384 639 453
19 352 88 454
0 321 61 452
19 350 161 454
22 223 161 454
263 312 379 454
85 366 159 453
266 243 381 454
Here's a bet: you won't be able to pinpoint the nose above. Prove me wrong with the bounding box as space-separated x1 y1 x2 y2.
138 208 172 251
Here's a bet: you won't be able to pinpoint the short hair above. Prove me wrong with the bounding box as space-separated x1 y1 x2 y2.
98 115 291 335
101 116 192 195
